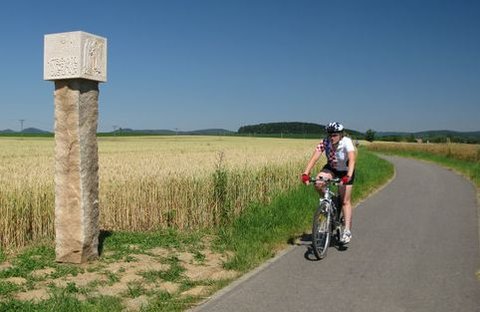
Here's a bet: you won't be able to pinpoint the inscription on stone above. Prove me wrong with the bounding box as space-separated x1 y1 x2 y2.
44 31 107 82
47 56 79 78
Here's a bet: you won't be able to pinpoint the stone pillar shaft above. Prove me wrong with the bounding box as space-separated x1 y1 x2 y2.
54 79 99 263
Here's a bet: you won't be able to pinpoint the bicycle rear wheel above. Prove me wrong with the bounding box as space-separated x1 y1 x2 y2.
312 201 332 260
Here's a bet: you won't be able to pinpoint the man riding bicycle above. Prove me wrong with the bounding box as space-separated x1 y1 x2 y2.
301 122 357 244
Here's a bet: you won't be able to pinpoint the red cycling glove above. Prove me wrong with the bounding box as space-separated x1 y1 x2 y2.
341 175 351 184
301 173 310 183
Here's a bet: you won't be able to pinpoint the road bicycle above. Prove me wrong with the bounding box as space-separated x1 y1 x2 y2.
309 176 344 260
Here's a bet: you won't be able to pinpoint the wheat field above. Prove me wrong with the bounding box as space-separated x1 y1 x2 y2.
0 135 323 251
367 141 480 162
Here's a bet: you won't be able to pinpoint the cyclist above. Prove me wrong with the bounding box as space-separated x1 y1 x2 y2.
301 122 357 244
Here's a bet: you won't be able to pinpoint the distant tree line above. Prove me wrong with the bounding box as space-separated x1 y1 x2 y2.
237 122 364 139
238 123 480 144
238 122 325 135
365 128 480 144
376 135 480 144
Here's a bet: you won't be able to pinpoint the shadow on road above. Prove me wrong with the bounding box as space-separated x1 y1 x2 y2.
291 233 349 261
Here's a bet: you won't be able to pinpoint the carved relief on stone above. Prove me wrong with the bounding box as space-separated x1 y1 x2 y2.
83 38 105 78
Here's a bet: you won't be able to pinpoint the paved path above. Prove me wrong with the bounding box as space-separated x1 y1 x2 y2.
193 156 480 312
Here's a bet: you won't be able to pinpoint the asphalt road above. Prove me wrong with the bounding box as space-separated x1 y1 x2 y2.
193 156 480 312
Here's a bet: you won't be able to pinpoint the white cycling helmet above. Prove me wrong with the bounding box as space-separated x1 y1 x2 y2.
325 122 344 134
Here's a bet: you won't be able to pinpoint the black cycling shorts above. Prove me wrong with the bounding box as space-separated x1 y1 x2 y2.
321 164 355 185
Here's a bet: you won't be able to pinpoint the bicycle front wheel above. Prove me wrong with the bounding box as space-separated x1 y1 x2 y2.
312 201 332 260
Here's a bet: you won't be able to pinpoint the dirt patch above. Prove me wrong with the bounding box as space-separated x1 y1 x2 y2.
148 247 171 257
183 262 238 281
182 250 238 282
15 289 50 302
31 268 56 279
49 271 110 288
181 285 211 297
124 295 149 311
0 262 12 271
4 277 26 285
157 281 180 294
96 282 130 297
1 246 238 311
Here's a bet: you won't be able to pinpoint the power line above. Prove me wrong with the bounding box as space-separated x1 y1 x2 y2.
19 119 25 132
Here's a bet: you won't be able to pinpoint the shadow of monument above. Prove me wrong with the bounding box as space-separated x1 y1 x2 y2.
98 230 113 256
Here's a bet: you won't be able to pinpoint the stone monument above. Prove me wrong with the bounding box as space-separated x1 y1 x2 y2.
44 31 107 263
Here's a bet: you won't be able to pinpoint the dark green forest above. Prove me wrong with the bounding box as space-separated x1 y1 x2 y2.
237 122 364 138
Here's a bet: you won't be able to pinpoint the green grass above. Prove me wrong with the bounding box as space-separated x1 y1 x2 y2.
126 282 146 298
139 256 185 283
140 292 198 312
0 281 21 297
0 245 82 281
0 229 211 311
351 148 395 202
215 148 394 271
0 249 5 263
0 295 122 312
99 229 207 259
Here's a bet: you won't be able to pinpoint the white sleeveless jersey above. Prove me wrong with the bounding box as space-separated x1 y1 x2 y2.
316 136 355 171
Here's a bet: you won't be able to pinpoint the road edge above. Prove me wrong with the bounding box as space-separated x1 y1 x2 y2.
188 244 297 311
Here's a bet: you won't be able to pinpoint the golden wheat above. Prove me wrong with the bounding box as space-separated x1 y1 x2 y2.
0 136 324 251
368 141 480 162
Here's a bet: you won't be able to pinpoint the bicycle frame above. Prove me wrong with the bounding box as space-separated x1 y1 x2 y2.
309 176 342 259
310 176 341 210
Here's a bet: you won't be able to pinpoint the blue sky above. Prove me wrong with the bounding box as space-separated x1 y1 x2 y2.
0 0 479 133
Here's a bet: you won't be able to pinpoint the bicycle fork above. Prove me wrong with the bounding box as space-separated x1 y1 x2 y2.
321 198 343 239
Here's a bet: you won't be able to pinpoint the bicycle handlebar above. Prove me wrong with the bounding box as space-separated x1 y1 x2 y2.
307 176 341 184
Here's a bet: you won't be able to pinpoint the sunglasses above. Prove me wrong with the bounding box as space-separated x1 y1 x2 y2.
329 133 340 137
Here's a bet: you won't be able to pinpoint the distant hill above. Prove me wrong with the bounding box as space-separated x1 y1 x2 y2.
22 127 51 134
0 127 234 136
1 125 478 143
186 128 234 135
238 122 364 138
110 128 175 135
106 128 234 136
0 127 52 135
